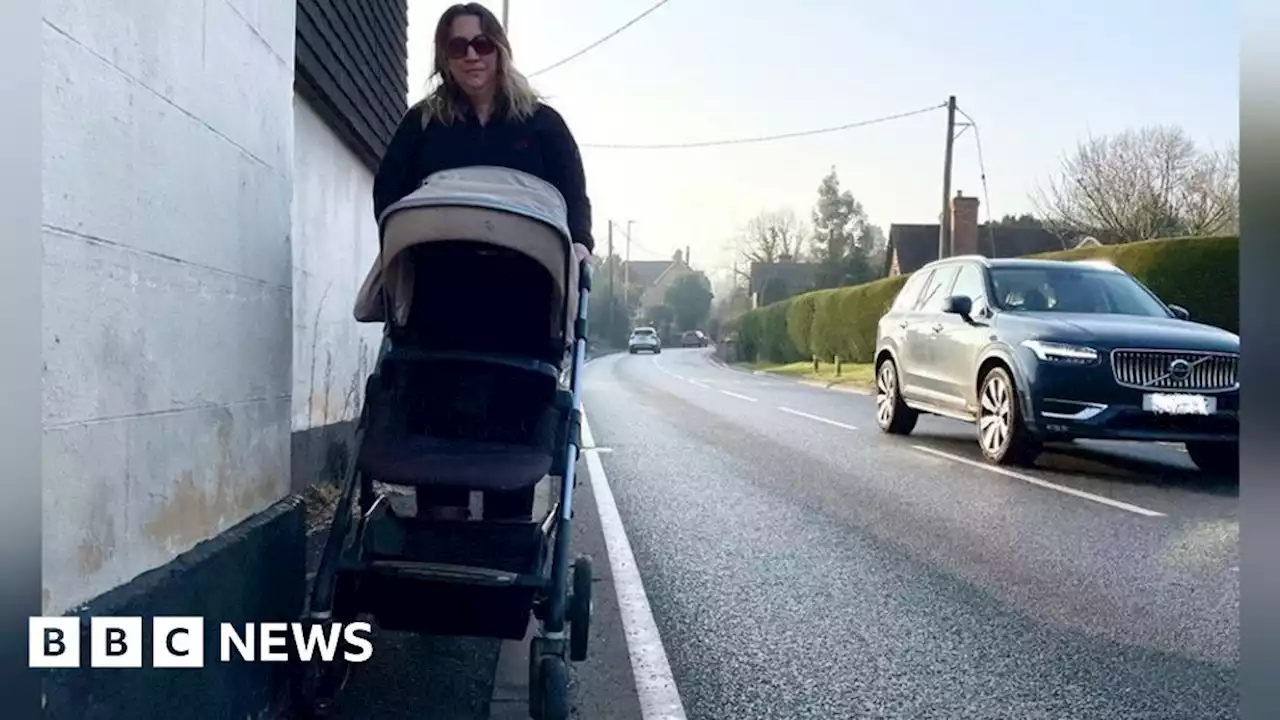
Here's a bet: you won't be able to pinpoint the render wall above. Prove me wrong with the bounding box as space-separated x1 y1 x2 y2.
40 0 296 615
290 94 383 486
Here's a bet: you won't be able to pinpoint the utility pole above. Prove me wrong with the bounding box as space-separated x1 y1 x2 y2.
606 221 615 340
939 95 957 260
501 0 509 30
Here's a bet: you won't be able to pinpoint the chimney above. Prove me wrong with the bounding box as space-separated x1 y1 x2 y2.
951 190 980 257
685 246 690 266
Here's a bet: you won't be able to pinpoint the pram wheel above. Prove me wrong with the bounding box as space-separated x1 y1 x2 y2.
536 656 571 720
528 646 544 718
568 556 593 662
290 647 351 719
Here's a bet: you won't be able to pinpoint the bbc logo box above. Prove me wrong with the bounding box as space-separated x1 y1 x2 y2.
30 616 205 669
31 616 373 668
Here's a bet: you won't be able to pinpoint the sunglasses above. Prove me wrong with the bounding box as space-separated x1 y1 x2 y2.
445 35 497 60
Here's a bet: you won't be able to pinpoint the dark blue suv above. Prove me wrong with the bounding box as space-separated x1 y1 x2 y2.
873 256 1239 475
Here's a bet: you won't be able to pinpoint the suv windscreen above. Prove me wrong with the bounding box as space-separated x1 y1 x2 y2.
989 266 1171 317
633 329 655 337
950 264 989 313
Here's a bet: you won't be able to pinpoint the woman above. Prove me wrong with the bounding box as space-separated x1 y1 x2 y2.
373 2 594 522
373 2 594 251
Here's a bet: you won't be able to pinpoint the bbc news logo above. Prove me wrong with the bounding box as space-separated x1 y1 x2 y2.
29 617 373 668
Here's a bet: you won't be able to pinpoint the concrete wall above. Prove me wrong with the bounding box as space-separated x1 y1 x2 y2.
289 94 383 488
41 0 296 615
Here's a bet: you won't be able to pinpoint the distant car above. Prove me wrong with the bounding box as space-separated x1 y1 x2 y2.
628 327 661 354
680 330 708 348
872 256 1239 474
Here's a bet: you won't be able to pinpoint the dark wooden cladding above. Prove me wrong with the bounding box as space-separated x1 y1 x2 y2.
295 0 409 171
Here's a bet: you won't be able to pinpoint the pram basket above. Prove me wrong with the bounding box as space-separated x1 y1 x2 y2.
294 166 595 720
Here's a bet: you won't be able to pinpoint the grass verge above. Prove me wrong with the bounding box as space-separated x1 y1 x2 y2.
747 360 875 390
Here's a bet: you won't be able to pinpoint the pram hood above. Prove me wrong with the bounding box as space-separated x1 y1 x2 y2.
354 166 578 329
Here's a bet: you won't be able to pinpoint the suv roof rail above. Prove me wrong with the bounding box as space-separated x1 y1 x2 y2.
923 254 987 268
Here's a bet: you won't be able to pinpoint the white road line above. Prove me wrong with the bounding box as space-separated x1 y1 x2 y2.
579 410 688 720
651 356 686 383
777 406 857 430
911 445 1166 517
652 352 756 401
711 361 792 384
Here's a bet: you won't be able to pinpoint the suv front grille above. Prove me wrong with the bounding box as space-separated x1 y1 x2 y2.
1110 349 1238 391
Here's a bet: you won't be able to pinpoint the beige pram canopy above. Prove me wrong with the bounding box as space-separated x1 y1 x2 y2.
354 166 580 351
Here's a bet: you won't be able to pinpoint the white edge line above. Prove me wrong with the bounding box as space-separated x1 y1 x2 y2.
579 409 689 719
911 445 1165 517
777 406 857 430
650 355 685 383
717 389 757 402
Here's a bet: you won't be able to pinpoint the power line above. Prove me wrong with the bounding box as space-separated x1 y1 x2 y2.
579 103 947 150
955 104 997 250
616 224 665 261
528 0 674 78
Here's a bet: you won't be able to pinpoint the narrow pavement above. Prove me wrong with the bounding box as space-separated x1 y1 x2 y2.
322 347 1238 719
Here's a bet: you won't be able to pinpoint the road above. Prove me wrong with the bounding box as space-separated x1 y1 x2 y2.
325 347 1238 719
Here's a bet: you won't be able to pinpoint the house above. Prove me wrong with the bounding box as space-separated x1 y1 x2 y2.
40 0 407 714
748 260 820 307
624 248 697 319
885 192 1083 276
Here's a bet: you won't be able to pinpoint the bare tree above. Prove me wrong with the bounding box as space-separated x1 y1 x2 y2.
1180 141 1239 236
734 208 810 266
1033 125 1239 243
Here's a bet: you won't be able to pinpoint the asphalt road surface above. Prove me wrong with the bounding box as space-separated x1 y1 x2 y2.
325 347 1238 719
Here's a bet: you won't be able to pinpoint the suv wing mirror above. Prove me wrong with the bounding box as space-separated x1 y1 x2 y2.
942 295 973 318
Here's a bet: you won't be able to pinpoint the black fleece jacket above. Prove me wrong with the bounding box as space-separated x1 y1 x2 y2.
372 101 594 252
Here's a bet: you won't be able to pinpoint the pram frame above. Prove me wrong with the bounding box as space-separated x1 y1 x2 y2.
295 168 594 720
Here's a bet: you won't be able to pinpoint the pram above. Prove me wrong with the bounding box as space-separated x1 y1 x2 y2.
293 166 594 720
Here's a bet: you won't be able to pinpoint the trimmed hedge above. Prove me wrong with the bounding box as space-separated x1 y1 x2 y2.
786 293 819 360
736 235 1238 364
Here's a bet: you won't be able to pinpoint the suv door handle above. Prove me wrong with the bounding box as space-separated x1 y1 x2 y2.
898 321 908 329
931 323 944 333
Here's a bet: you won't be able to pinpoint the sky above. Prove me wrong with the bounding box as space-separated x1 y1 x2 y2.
404 0 1238 283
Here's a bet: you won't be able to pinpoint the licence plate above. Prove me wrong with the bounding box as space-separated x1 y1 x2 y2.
1143 393 1216 415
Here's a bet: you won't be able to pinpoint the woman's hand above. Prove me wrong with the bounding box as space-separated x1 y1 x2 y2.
573 243 591 262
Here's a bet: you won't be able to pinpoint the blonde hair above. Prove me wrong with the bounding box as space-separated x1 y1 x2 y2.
420 3 540 126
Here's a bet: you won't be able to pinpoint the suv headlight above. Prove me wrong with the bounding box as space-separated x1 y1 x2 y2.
1021 340 1098 363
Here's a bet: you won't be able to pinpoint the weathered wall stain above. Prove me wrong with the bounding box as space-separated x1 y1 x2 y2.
143 409 285 553
76 481 119 574
76 518 116 574
309 390 333 426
